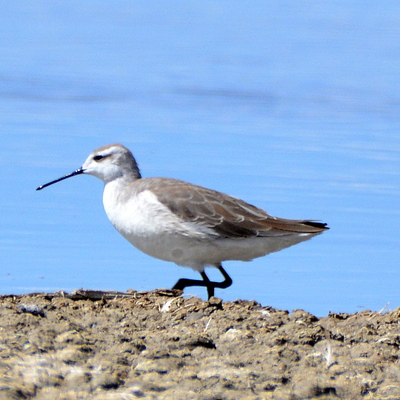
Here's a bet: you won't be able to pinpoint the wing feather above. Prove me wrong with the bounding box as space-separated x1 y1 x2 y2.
149 178 328 238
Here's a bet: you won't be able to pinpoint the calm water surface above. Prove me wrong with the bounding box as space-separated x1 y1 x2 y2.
1 1 399 316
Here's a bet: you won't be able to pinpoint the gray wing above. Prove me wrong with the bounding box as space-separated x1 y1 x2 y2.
150 178 328 239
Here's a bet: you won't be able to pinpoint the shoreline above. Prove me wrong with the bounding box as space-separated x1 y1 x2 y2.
0 290 399 399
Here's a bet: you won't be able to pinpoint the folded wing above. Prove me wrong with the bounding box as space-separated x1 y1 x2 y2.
153 179 328 239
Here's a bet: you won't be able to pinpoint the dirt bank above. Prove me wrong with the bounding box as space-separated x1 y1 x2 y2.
0 289 399 399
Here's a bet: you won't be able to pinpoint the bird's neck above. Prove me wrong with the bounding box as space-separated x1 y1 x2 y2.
103 175 140 208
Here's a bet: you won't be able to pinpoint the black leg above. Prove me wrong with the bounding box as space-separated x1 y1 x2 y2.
200 271 214 299
172 264 233 299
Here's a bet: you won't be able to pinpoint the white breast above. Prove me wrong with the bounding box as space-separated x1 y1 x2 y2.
102 181 219 269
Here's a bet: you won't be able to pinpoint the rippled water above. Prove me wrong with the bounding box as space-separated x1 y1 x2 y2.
1 1 399 315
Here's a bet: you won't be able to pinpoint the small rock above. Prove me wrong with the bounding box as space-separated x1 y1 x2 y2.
17 304 46 317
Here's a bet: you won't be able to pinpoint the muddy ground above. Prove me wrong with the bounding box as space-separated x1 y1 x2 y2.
0 289 399 399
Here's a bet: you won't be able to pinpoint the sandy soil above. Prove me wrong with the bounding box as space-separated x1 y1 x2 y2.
0 289 399 399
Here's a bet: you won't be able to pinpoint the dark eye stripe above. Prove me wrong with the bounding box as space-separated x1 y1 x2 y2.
93 155 104 161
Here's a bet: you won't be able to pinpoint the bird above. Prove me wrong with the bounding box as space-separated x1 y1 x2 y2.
37 143 328 299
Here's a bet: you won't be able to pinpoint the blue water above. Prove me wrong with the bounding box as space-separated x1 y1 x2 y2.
1 1 399 316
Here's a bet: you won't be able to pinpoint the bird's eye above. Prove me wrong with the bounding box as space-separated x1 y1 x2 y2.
93 155 104 161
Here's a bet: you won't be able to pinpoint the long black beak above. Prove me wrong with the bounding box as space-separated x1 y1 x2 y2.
36 168 85 191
